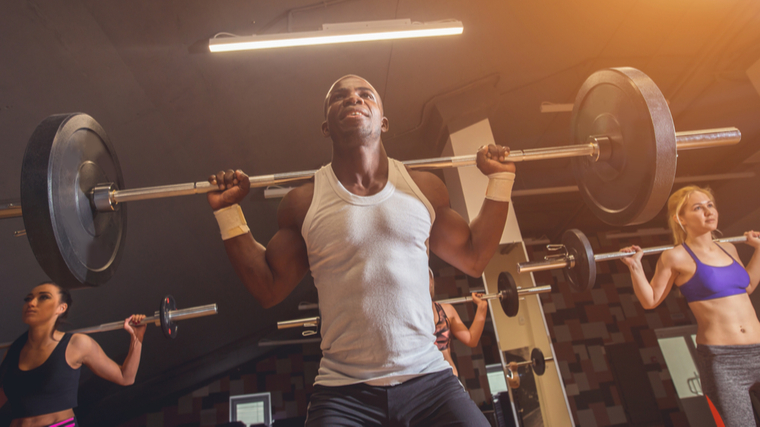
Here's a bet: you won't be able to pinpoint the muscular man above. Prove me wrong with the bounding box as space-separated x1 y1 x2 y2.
208 75 515 426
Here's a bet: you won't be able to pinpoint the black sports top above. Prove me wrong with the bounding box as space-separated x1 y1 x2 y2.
0 332 81 418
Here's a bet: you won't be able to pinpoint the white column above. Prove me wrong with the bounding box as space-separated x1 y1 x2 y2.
442 118 575 427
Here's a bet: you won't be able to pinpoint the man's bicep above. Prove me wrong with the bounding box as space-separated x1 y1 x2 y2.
266 227 310 293
430 207 478 272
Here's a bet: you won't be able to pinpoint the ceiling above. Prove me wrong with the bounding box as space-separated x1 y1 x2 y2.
1 0 760 421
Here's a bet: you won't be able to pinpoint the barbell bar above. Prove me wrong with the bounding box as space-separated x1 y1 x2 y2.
436 272 552 317
0 295 218 350
506 348 555 378
517 228 749 292
85 127 738 210
1 127 737 213
1 67 743 289
277 272 553 334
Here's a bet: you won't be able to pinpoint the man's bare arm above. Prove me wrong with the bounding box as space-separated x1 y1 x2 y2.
412 145 515 276
413 171 509 276
209 170 311 308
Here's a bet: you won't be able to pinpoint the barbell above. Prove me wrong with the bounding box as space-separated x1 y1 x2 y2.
506 348 555 378
516 228 750 292
0 295 218 350
0 67 742 288
278 272 552 335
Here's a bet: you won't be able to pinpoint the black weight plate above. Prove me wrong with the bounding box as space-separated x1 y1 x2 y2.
571 67 676 226
561 229 596 292
531 348 546 376
161 295 178 339
21 113 126 289
498 272 519 317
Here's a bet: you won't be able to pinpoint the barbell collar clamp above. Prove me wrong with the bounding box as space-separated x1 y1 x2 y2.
91 183 119 212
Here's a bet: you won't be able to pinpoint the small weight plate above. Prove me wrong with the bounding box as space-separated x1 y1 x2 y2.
498 272 519 317
160 295 178 339
562 229 596 292
571 67 676 226
21 113 126 289
531 348 546 376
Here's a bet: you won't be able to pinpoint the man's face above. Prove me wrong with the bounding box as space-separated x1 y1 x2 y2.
322 76 388 141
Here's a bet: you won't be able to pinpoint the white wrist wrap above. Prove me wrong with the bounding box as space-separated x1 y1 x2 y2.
485 172 515 202
214 204 250 240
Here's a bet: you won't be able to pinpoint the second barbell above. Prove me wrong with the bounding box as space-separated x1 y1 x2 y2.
278 272 552 334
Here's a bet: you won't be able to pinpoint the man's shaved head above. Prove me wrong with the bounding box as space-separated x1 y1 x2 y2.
324 75 383 117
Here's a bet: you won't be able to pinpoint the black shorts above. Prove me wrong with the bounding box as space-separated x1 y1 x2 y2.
305 370 490 426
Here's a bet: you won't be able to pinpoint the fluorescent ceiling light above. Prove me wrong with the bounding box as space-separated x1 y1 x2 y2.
209 19 463 52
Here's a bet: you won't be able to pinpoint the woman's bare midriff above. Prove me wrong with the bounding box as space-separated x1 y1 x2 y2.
10 409 75 427
690 293 760 345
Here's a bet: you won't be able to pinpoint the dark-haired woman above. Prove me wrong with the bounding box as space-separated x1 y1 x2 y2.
0 282 146 427
619 185 760 427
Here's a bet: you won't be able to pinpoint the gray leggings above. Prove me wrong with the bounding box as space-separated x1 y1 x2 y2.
696 343 760 427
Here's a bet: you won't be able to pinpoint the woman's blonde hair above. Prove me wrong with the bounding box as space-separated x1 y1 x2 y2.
666 185 717 245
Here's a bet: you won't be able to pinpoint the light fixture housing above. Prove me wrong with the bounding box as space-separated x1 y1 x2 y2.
209 19 463 52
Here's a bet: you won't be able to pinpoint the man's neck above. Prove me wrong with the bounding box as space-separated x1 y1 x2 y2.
331 141 389 197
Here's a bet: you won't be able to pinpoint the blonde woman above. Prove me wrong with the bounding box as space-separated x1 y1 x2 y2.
619 186 760 426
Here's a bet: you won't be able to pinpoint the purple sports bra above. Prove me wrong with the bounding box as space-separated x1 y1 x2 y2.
678 243 749 303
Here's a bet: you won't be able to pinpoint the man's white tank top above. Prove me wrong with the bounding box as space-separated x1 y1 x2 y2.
301 158 451 386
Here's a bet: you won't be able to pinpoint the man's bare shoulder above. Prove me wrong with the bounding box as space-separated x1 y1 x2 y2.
277 182 314 230
407 169 448 208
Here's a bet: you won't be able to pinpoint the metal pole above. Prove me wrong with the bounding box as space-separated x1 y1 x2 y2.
0 303 218 350
674 128 742 150
513 356 555 369
107 143 600 206
436 284 552 305
278 316 319 329
517 258 573 274
0 200 22 219
279 286 553 330
593 235 747 262
101 127 740 209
